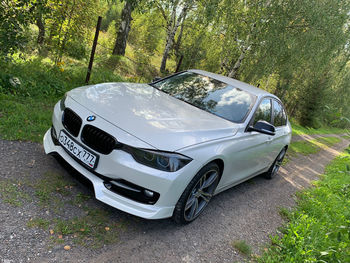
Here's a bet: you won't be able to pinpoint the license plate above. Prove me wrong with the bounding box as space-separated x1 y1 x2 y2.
59 130 98 169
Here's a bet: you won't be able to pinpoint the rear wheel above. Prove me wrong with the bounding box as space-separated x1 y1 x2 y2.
173 162 220 224
265 148 287 179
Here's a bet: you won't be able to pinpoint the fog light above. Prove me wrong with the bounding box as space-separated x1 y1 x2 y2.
144 189 154 198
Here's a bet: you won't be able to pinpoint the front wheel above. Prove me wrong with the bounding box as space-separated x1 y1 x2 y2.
173 162 220 224
264 148 287 179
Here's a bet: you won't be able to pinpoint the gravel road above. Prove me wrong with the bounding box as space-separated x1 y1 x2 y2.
0 135 349 263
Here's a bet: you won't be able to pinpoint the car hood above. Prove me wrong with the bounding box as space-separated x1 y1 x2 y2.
68 82 238 151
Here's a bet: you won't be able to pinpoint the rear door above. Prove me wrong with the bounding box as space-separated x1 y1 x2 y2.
271 99 288 156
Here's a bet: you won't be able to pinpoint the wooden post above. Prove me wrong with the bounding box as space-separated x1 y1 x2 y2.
85 16 102 84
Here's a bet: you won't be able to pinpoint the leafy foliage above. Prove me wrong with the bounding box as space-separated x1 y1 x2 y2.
258 147 350 262
0 57 123 142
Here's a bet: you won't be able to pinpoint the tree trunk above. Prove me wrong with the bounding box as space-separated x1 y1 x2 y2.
227 23 255 79
36 14 45 45
160 5 188 73
227 49 247 79
160 28 174 72
174 11 187 59
112 1 133 56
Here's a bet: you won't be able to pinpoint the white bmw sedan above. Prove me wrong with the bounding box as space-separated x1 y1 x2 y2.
43 70 291 223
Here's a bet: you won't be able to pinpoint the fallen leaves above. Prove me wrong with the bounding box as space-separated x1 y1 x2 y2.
64 245 71 251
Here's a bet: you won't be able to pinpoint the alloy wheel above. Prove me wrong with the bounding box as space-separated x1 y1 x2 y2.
184 169 219 221
271 149 286 177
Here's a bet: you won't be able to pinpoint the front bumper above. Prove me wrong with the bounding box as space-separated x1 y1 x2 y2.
43 100 201 219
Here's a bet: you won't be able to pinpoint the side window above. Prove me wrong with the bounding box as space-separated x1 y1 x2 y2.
253 98 272 125
282 108 287 126
273 100 287 126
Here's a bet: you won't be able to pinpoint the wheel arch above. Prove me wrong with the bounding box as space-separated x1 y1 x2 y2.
207 158 225 182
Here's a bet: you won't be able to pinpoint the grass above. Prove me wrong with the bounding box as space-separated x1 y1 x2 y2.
32 171 75 207
291 121 347 137
0 179 30 207
232 240 252 256
257 146 350 262
52 208 122 247
27 207 124 248
27 218 50 230
0 57 124 143
288 136 341 156
0 94 56 142
22 170 125 248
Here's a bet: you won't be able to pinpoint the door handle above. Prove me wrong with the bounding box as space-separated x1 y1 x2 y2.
267 137 273 143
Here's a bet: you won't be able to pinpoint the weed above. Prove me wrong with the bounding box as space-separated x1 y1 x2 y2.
278 207 291 220
258 147 350 262
32 171 75 207
232 240 252 256
52 208 122 248
26 171 124 248
27 218 50 230
0 179 30 206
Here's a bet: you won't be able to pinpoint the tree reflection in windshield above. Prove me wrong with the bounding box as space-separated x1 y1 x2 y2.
152 72 255 123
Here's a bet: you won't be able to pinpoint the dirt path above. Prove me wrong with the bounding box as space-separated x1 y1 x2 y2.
0 135 349 263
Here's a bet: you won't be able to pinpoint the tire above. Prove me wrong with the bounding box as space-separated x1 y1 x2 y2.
264 147 287 179
173 162 220 224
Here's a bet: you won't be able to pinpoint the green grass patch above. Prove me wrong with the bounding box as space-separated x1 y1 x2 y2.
27 218 50 230
32 172 75 207
0 179 30 207
24 170 125 248
316 136 341 147
258 147 350 262
232 240 252 256
0 57 124 143
0 94 56 142
52 208 123 248
289 140 320 155
291 121 347 137
342 135 350 140
288 136 341 156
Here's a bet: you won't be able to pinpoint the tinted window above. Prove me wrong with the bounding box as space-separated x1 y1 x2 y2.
282 108 287 125
152 72 256 123
253 98 272 124
273 100 287 126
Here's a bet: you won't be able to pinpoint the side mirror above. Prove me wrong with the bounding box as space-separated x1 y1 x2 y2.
247 120 275 136
152 77 162 83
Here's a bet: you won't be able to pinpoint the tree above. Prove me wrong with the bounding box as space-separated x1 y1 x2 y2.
112 0 135 56
156 0 194 73
0 0 32 56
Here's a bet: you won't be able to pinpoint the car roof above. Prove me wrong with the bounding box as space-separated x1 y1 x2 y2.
188 69 276 99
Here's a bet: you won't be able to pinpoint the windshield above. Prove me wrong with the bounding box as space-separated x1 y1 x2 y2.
151 72 256 123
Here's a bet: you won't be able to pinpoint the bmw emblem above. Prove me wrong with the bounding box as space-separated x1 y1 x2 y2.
87 115 96 122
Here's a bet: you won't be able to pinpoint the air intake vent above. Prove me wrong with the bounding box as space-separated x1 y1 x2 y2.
62 108 82 137
81 125 117 154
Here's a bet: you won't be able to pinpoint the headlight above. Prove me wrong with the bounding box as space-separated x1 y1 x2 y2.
59 93 67 111
124 146 192 172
